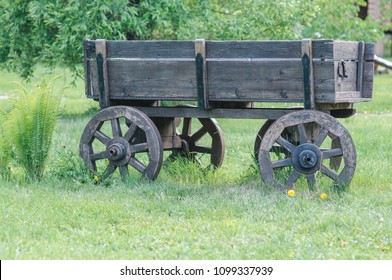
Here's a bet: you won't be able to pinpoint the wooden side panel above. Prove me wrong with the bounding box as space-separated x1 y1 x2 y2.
362 61 374 99
333 41 359 60
106 40 195 58
314 61 359 102
312 40 359 60
206 41 302 59
363 43 374 99
89 60 197 100
207 60 304 102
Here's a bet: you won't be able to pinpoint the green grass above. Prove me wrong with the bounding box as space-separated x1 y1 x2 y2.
0 68 391 260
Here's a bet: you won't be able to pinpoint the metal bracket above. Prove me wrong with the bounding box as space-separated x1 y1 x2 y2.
195 39 209 110
302 54 312 110
301 39 315 110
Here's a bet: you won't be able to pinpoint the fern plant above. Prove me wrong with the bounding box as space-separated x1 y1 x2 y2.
0 110 11 179
5 79 63 181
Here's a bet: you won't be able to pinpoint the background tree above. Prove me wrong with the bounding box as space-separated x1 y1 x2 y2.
0 0 389 79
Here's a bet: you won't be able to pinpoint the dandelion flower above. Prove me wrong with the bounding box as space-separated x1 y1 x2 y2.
94 175 99 182
287 189 295 197
320 193 328 200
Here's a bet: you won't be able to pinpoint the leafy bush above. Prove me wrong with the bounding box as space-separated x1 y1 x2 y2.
0 110 11 179
5 79 62 181
1 0 389 80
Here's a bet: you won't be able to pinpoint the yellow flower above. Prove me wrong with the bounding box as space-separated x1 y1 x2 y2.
94 175 99 182
287 189 295 197
320 193 328 200
340 241 348 247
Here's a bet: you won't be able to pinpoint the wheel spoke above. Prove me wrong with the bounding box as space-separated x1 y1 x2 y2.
191 126 208 142
129 157 147 173
193 145 212 154
297 123 308 144
182 118 192 135
111 118 122 137
90 151 107 161
322 148 343 159
271 158 292 168
132 142 149 153
287 170 301 187
103 163 116 179
276 136 296 153
124 123 138 142
94 130 111 145
313 127 329 147
320 164 339 181
307 174 316 189
119 165 129 179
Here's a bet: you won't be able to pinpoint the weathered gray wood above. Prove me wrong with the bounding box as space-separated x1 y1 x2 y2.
257 110 356 190
362 61 374 99
312 40 359 60
170 113 225 168
79 106 163 181
90 60 197 100
374 55 392 70
84 39 374 105
84 39 92 98
151 117 182 150
95 39 111 108
106 40 195 58
134 107 304 120
206 40 302 58
207 60 304 102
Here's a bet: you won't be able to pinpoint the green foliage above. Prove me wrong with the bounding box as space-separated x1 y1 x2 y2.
180 0 318 40
0 0 388 79
0 110 11 179
5 79 62 181
302 0 388 41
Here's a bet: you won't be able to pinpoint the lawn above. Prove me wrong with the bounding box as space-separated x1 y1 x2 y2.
0 68 391 260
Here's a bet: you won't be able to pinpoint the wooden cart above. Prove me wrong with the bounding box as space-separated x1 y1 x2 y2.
80 39 374 189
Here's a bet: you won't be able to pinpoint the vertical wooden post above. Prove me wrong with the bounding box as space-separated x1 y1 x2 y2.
195 39 209 110
95 39 111 109
301 39 315 110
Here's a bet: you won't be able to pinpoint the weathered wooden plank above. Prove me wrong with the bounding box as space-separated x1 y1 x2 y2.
207 60 304 102
364 43 375 61
206 41 302 59
312 40 359 60
84 39 92 97
106 40 195 58
84 39 96 59
362 61 374 99
90 60 197 100
135 107 303 120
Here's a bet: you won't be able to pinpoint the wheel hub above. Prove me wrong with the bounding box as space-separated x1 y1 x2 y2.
108 143 125 161
106 137 132 166
292 143 321 174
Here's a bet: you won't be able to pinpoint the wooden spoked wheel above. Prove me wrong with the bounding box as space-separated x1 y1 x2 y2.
257 110 356 190
79 106 163 181
171 117 225 168
254 119 342 171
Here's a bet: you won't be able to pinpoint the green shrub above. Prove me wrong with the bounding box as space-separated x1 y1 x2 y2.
0 110 11 179
5 79 62 181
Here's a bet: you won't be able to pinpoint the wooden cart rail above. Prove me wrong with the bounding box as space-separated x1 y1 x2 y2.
84 39 374 111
